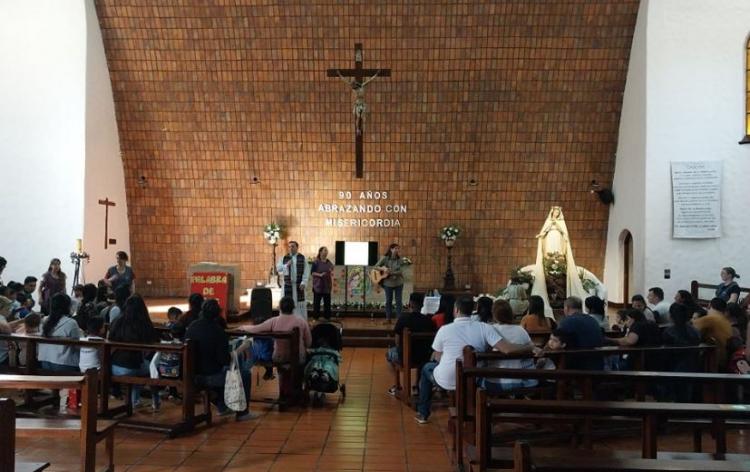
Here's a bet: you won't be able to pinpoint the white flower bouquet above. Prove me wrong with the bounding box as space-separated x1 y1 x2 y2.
439 225 461 241
263 222 282 244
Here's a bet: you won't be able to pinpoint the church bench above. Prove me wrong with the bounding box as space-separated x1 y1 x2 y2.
0 333 211 438
691 280 750 306
453 343 718 467
472 391 750 471
0 397 51 472
241 328 302 410
509 441 750 472
395 328 435 406
455 365 750 463
471 343 718 373
152 326 303 409
0 370 115 472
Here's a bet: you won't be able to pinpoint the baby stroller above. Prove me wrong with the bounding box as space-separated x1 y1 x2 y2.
304 321 346 405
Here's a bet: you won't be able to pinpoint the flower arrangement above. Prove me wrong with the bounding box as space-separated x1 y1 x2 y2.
263 222 282 245
543 252 566 277
509 266 534 285
473 293 498 302
439 225 461 241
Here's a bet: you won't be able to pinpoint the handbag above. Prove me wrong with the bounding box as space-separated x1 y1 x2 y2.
224 350 247 412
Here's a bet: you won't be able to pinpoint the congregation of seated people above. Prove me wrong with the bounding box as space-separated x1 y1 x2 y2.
378 268 749 424
1 253 749 438
0 253 320 420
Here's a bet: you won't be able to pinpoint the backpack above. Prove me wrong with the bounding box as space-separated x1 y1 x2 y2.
157 351 182 378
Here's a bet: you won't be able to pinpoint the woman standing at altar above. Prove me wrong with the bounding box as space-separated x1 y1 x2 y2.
38 258 67 315
375 243 404 324
104 251 136 294
311 246 334 321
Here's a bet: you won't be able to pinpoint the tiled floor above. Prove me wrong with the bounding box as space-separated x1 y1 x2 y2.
13 347 750 471
15 347 454 472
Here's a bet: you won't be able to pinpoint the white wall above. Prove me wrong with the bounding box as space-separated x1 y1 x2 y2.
603 0 649 304
83 0 130 284
0 1 87 287
606 0 750 301
0 0 127 289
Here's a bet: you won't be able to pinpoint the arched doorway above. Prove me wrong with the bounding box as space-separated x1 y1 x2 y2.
620 230 633 305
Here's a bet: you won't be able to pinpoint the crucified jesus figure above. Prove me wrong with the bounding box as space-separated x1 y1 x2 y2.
337 69 381 136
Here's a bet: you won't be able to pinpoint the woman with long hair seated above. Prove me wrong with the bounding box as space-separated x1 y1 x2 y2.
38 293 81 411
481 299 538 393
431 294 455 329
584 296 609 330
473 296 494 323
108 294 161 411
187 299 257 420
519 295 552 332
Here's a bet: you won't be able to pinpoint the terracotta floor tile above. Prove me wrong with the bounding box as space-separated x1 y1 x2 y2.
138 451 190 466
181 451 234 467
226 453 276 469
126 466 176 472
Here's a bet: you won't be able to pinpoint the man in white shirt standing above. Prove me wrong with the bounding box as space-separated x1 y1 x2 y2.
415 297 534 424
647 287 672 324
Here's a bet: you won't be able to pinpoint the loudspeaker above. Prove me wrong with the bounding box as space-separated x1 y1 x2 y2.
335 241 345 265
368 241 379 266
249 288 273 322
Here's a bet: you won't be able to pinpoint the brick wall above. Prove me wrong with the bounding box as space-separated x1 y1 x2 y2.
95 0 639 297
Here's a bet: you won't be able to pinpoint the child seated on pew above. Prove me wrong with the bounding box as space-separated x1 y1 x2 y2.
533 329 570 370
165 306 182 330
79 316 105 372
13 293 33 319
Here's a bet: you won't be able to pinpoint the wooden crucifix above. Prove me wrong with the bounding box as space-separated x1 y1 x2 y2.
327 43 391 178
98 198 117 249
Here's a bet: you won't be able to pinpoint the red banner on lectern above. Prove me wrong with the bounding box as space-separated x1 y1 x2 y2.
190 272 230 317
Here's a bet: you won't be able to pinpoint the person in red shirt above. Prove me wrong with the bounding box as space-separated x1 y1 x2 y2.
431 294 455 329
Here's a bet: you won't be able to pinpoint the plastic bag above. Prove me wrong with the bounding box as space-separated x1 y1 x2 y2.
149 352 161 379
224 350 246 412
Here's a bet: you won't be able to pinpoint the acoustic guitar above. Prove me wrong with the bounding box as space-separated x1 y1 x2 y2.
369 267 389 292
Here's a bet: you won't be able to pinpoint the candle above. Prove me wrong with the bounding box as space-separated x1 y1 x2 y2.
75 239 83 253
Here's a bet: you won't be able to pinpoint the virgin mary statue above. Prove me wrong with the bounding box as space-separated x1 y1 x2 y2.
531 207 588 316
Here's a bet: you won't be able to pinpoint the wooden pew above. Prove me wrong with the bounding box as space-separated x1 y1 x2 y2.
691 280 750 306
249 328 302 410
0 397 51 472
474 391 750 471
511 441 750 472
396 329 435 406
0 370 116 472
0 333 211 438
453 344 717 467
154 325 303 409
471 343 718 372
455 365 750 465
